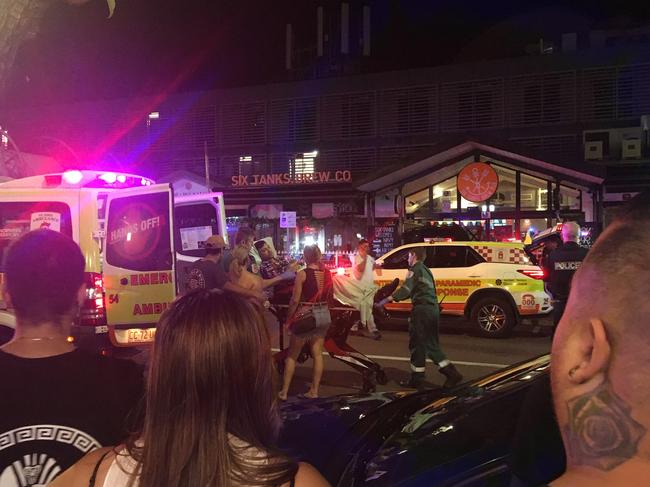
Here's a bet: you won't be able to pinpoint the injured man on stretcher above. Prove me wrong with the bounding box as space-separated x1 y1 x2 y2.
249 238 397 337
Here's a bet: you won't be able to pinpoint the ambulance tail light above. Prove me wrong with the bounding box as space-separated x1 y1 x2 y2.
517 269 545 280
79 272 107 326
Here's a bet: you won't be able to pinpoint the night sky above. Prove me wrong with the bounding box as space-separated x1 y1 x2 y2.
4 0 650 107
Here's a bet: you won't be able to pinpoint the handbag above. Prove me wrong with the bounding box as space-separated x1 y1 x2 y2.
291 302 331 335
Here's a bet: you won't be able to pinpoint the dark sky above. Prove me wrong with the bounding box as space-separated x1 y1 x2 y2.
4 0 650 107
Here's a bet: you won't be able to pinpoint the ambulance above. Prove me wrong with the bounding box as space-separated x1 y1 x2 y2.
0 170 226 349
373 240 552 337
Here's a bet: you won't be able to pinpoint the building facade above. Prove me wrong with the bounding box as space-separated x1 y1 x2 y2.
4 39 650 252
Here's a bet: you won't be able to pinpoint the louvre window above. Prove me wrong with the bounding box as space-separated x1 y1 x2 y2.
321 92 376 139
220 102 266 146
440 79 504 131
379 86 438 136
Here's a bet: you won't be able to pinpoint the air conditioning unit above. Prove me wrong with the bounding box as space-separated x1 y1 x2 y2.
622 138 642 159
584 141 603 160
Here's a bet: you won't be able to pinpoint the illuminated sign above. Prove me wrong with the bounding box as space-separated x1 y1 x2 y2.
457 163 499 203
231 170 352 187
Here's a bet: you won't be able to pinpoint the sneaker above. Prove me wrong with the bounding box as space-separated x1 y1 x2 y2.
370 331 382 340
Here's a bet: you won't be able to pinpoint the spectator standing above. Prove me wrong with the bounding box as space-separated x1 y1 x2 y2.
185 234 266 303
549 217 650 487
350 239 382 340
51 290 329 487
0 230 144 486
278 245 332 401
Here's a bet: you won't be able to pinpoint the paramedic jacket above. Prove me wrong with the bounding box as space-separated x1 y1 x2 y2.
544 241 589 300
392 261 439 307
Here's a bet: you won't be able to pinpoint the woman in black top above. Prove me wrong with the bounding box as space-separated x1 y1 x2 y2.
278 245 332 401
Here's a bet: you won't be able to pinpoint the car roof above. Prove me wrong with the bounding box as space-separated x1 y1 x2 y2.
392 241 525 249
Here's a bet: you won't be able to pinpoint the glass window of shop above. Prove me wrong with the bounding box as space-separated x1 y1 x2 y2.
431 177 457 212
405 187 431 218
520 218 549 241
558 185 581 210
520 173 549 210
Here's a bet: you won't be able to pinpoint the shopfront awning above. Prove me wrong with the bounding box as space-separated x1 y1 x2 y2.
357 137 604 193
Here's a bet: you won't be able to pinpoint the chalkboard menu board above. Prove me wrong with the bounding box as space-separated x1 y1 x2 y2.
372 220 398 257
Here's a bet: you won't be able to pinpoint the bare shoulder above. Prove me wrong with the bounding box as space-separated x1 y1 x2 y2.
48 447 114 487
292 462 331 487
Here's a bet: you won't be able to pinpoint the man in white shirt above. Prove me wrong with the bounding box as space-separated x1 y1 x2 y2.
351 239 382 339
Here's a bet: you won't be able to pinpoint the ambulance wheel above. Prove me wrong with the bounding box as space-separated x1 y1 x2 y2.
376 369 388 385
471 296 516 338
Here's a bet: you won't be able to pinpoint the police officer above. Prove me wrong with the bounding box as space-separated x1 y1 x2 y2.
543 221 588 328
377 246 463 390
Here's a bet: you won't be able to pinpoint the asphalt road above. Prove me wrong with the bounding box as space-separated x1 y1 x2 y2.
269 313 553 398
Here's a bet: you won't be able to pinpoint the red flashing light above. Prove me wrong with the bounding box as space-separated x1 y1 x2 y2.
80 272 106 326
517 269 545 280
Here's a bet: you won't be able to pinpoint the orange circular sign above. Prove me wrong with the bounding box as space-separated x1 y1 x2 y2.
457 163 499 203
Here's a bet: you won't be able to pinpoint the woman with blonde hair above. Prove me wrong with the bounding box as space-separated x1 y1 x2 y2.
51 290 329 487
278 245 332 401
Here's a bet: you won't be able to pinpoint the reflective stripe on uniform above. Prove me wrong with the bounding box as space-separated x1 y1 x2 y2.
410 364 426 372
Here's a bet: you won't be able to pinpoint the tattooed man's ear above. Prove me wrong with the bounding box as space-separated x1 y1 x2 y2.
567 318 611 386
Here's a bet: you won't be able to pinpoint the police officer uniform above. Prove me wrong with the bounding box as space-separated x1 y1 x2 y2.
544 241 588 326
391 259 462 389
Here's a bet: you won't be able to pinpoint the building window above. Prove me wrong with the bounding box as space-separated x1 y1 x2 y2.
291 151 318 175
558 185 581 210
405 187 430 218
431 177 457 212
520 173 549 210
491 165 516 211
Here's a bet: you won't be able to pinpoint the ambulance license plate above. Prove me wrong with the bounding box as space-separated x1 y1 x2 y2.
114 327 157 344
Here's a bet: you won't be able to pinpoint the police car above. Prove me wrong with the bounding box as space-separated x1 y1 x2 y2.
374 241 552 337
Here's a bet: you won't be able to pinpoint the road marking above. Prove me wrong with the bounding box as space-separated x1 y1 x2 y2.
271 349 507 369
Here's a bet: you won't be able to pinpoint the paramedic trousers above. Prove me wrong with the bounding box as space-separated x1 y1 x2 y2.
408 304 447 377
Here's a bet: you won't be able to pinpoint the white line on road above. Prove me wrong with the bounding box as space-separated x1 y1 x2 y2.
270 349 507 369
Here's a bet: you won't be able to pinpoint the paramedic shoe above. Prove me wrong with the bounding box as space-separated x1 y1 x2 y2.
439 363 463 389
399 373 425 390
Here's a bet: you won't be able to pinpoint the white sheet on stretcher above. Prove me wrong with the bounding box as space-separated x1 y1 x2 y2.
332 274 378 326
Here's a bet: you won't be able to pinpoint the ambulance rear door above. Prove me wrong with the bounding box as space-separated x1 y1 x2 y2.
173 191 228 293
103 184 175 346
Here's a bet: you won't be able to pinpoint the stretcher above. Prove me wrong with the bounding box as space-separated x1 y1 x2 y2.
271 279 399 393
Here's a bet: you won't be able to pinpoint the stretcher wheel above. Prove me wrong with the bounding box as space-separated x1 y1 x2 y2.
376 369 388 385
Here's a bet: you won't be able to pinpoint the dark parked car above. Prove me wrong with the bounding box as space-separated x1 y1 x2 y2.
279 354 564 486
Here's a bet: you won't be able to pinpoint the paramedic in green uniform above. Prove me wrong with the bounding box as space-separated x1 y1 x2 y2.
378 246 463 390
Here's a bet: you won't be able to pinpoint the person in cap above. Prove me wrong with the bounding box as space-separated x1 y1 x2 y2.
186 235 266 303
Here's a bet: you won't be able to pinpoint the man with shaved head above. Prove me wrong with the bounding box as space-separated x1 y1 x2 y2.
550 212 650 485
544 221 589 330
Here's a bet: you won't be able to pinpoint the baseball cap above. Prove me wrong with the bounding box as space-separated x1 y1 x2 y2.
205 235 226 249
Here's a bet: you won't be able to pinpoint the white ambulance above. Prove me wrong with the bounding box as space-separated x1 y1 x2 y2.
0 170 226 349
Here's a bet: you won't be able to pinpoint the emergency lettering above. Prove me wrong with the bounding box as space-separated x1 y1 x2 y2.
130 272 173 286
438 287 469 297
436 279 481 287
133 302 171 315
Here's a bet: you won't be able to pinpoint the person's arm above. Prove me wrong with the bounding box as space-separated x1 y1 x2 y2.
291 461 331 487
223 281 266 302
287 271 306 319
49 447 114 487
391 266 419 303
